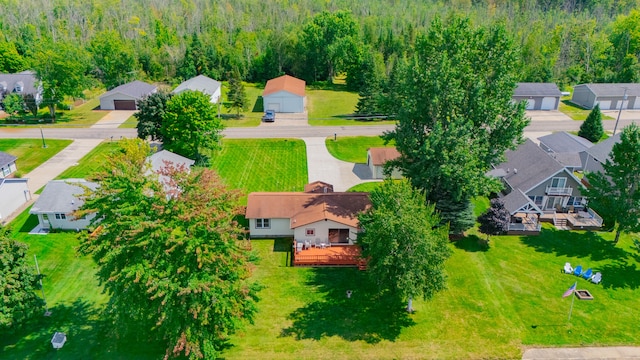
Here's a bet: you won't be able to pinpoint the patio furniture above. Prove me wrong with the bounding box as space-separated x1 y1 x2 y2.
325 238 331 248
581 268 593 280
315 238 321 247
590 272 602 284
304 240 311 249
563 262 573 274
296 241 303 253
573 265 583 276
577 210 591 219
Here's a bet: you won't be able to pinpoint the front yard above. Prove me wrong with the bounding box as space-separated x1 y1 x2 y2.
0 139 73 174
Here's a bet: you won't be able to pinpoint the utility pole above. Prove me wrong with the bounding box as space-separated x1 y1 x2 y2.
34 254 51 316
613 87 628 136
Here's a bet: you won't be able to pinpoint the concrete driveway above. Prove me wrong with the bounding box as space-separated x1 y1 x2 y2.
526 110 573 122
259 111 309 127
90 110 136 129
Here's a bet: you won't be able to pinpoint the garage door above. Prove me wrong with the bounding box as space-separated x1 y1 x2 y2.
266 103 280 112
113 100 136 110
524 99 535 110
597 100 611 110
541 97 557 110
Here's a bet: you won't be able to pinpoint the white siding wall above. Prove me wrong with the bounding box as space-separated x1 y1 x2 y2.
263 90 304 113
99 93 137 110
293 219 358 244
249 218 293 237
0 180 30 221
37 212 96 230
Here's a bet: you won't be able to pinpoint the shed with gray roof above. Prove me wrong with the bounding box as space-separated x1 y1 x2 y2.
172 75 221 104
571 83 640 110
30 179 99 230
0 151 18 178
513 83 562 110
99 80 157 110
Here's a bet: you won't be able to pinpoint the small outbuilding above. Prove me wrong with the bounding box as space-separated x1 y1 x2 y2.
571 83 640 110
262 75 306 113
0 151 18 178
172 75 221 104
30 179 98 231
99 80 157 110
513 83 562 110
367 147 402 179
0 178 31 224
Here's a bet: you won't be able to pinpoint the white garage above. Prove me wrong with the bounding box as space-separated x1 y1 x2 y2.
513 83 562 111
262 75 306 113
572 83 640 110
99 80 157 110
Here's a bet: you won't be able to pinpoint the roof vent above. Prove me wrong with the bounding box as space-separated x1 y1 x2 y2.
514 168 518 174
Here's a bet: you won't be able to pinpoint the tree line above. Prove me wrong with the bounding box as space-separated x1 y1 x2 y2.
0 0 639 93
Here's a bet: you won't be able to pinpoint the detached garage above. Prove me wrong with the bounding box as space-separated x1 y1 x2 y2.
571 83 640 110
99 80 157 110
513 83 562 110
262 75 306 113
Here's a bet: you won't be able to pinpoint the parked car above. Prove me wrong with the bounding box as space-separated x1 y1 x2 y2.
262 110 275 122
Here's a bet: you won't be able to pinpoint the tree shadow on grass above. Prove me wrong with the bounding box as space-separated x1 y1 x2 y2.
453 234 489 253
519 227 628 262
598 261 640 290
280 268 415 344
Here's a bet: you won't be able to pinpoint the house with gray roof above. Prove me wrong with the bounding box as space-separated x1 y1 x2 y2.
0 71 43 108
146 150 194 193
513 83 562 110
489 139 602 233
0 178 31 224
172 75 221 104
537 132 594 171
580 133 621 186
0 151 18 178
30 179 98 231
99 80 157 110
571 83 640 110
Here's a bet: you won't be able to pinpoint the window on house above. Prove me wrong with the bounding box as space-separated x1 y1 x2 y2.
529 196 544 206
551 177 567 188
568 197 583 206
255 218 270 229
1 167 9 176
305 228 315 236
55 213 66 220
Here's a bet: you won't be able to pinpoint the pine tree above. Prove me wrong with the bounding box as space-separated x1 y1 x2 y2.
226 70 248 116
579 104 604 143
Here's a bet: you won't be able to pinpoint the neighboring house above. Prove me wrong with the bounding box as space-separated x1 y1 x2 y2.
172 75 221 104
489 139 603 232
99 80 157 110
262 75 306 113
580 133 621 185
571 83 640 110
245 185 370 244
146 150 195 193
0 151 18 178
367 147 402 179
513 83 562 110
0 178 31 224
304 180 334 193
30 179 98 231
537 132 593 171
0 71 43 108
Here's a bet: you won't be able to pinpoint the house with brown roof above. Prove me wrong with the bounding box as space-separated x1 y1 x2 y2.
262 75 306 113
367 147 402 179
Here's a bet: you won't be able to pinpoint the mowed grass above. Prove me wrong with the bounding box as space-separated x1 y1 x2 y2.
55 141 123 179
219 82 264 127
307 84 395 126
559 98 614 121
325 136 393 163
210 138 307 194
225 228 640 359
0 139 72 174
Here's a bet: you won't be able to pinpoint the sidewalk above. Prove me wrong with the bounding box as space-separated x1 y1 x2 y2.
523 346 640 359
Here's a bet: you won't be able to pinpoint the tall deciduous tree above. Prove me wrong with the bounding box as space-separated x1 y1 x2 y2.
89 30 139 89
584 124 640 244
0 40 26 73
32 42 92 122
357 180 451 313
162 90 223 163
0 227 45 330
477 198 511 242
225 70 247 116
384 16 528 234
579 104 604 143
135 91 172 141
76 139 259 359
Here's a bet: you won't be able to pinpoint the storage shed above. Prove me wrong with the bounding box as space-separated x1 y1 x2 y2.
571 83 640 110
172 75 221 104
99 80 157 110
262 75 306 113
513 83 562 110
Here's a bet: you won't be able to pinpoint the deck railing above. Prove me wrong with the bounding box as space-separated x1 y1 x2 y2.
545 186 573 196
508 222 541 232
294 254 361 266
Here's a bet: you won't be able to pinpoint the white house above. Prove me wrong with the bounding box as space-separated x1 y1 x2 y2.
172 75 221 104
245 186 370 245
30 179 98 231
262 75 306 113
367 147 402 179
99 80 157 110
0 151 18 178
0 178 31 224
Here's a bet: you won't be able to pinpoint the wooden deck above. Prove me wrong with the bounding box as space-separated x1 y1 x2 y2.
293 243 365 268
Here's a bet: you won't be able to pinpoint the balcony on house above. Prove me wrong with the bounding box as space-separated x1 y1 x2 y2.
545 185 573 196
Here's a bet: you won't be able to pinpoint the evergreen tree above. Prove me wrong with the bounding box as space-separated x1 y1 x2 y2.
225 70 247 116
579 104 604 143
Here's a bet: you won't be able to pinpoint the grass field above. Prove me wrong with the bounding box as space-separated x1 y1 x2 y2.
325 136 393 163
0 139 72 174
54 141 122 179
209 138 308 194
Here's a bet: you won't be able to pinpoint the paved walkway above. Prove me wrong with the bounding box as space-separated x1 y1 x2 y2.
302 137 376 192
522 346 640 359
90 110 136 128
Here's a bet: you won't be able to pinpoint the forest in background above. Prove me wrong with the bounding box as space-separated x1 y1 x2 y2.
1 0 639 92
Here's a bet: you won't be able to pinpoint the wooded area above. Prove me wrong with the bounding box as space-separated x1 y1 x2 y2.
1 0 639 91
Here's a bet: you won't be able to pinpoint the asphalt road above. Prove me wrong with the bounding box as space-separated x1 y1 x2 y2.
0 118 636 141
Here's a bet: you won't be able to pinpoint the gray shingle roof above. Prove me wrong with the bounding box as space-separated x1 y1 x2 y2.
579 83 640 97
30 179 98 214
101 80 157 99
147 150 194 173
502 189 537 215
537 132 593 153
584 133 621 163
0 151 17 168
172 75 221 96
514 83 562 97
493 139 565 192
0 71 40 96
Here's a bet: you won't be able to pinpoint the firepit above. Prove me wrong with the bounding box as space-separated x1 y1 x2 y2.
575 289 593 300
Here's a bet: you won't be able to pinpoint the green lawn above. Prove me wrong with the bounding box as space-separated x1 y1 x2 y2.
325 136 393 163
224 228 640 359
347 181 383 192
117 113 138 128
559 98 614 121
55 141 122 179
0 139 73 174
307 85 396 126
0 96 108 128
218 82 264 126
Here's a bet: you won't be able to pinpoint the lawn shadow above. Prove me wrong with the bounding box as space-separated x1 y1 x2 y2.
251 96 264 113
519 227 628 262
18 214 40 233
280 268 415 343
598 261 640 290
453 234 489 253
